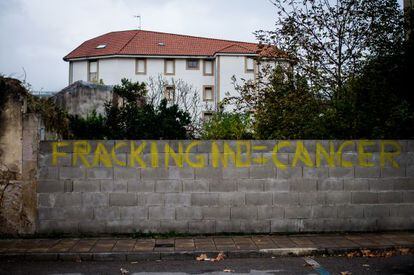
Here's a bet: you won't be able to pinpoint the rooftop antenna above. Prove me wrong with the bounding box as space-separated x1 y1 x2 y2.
133 15 141 30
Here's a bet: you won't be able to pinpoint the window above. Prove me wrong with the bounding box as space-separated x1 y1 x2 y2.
203 112 214 122
164 59 175 75
136 59 147 75
96 44 106 49
203 60 214 76
245 57 255 73
88 60 98 82
164 85 175 102
186 59 199 70
203 86 214 102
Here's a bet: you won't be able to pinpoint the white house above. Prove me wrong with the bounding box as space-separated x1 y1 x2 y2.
64 30 286 120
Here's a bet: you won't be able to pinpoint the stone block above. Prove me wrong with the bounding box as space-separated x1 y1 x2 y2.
257 206 284 219
351 192 378 204
73 180 100 192
127 180 155 192
249 166 274 179
176 207 202 220
37 180 64 193
209 180 237 192
363 205 390 218
87 167 113 180
148 206 175 220
277 167 303 179
245 192 272 205
94 207 120 220
241 220 270 233
264 179 289 191
189 220 216 234
191 193 219 206
164 193 191 206
343 178 369 191
378 192 403 203
284 206 311 219
230 207 257 219
82 192 108 207
202 206 230 219
218 192 245 206
53 193 82 207
155 180 181 193
119 207 148 220
237 179 264 192
299 192 325 206
325 191 351 205
114 167 140 180
318 179 344 191
311 206 337 218
289 179 317 192
337 205 363 218
59 167 86 179
109 193 137 206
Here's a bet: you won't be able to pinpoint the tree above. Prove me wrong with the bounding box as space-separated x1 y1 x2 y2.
256 0 404 99
201 112 253 140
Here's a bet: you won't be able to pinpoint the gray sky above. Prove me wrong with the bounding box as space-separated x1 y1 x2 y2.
0 0 404 92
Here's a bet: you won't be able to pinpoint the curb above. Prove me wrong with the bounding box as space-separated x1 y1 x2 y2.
1 245 413 262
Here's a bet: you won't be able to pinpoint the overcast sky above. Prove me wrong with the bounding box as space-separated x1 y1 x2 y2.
0 0 404 92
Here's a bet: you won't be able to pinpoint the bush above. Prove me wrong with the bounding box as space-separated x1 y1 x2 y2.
201 112 253 140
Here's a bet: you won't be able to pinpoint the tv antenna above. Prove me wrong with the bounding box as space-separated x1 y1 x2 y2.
133 15 141 30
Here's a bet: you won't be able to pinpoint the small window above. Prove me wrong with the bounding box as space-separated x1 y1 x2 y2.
245 57 255 73
88 60 98 83
164 85 175 102
186 59 199 70
96 44 106 49
203 86 214 102
164 59 175 75
203 112 214 122
136 59 147 75
203 60 214 76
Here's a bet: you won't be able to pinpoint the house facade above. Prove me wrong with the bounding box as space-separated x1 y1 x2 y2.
64 30 284 119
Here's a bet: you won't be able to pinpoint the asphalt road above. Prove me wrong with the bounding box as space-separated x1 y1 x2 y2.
1 255 413 275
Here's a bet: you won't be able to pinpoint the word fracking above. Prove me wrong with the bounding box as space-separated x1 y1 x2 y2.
50 140 402 169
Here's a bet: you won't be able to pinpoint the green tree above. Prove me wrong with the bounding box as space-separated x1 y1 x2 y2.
201 112 253 140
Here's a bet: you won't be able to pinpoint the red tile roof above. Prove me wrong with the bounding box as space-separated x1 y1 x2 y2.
64 30 265 60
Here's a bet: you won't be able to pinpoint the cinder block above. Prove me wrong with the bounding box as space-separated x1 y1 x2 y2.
273 192 299 205
216 220 242 233
39 153 71 167
38 207 64 220
277 167 302 179
377 217 414 231
160 220 189 233
237 179 264 192
82 192 108 207
369 179 394 191
141 168 168 179
245 192 272 205
100 180 127 192
381 167 406 178
109 193 137 206
54 193 82 207
87 167 113 180
390 205 414 217
167 167 194 179
37 220 79 234
64 207 94 220
176 207 202 220
393 178 414 190
59 167 86 179
202 206 230 219
378 192 403 203
127 180 155 192
196 141 217 153
325 191 351 205
346 218 378 231
149 206 175 220
264 179 289 191
249 166 274 179
182 179 209 192
106 219 135 233
403 191 414 202
120 206 148 220
318 179 344 191
337 205 363 218
195 167 222 179
209 180 237 192
355 167 380 178
38 167 58 180
328 167 354 178
73 180 100 192
343 178 369 191
230 207 257 219
79 221 106 234
271 219 303 232
311 206 337 218
145 193 165 205
363 205 390 218
164 193 191 206
351 192 378 204
222 167 249 179
155 180 181 193
114 167 140 180
303 167 329 179
191 193 219 206
134 219 161 233
299 192 325 206
37 180 64 193
285 206 311 219
257 206 284 219
94 207 120 220
241 220 270 233
289 179 317 192
189 220 215 234
218 192 245 206
407 165 414 177
37 194 53 207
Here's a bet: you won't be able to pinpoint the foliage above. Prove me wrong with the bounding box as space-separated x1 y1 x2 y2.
201 112 253 140
256 0 404 98
69 78 192 140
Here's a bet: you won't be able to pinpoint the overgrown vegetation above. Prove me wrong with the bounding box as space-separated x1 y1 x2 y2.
201 112 253 140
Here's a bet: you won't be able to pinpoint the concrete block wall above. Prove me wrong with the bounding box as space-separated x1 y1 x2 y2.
37 140 414 234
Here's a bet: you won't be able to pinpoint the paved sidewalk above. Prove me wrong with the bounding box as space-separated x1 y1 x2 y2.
1 232 413 261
